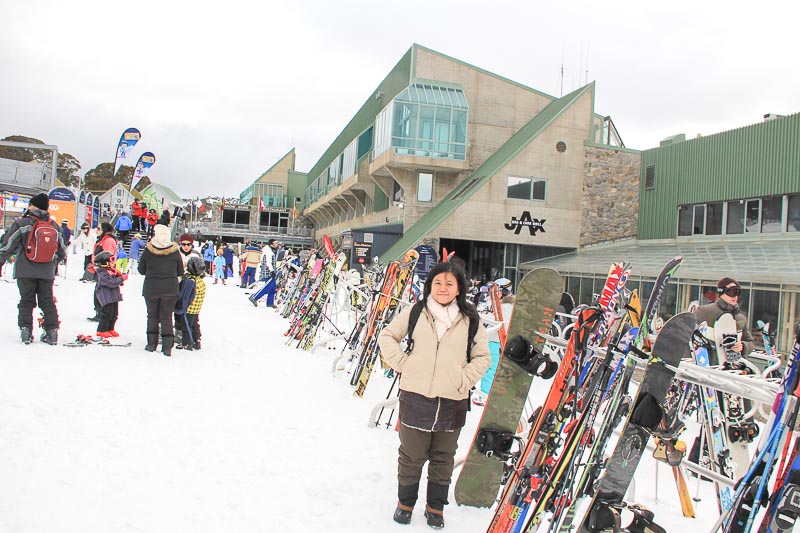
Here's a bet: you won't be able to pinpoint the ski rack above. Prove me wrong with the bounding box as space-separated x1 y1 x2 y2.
536 332 782 406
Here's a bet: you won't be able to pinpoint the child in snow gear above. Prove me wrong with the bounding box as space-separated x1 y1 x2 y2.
0 192 67 345
378 260 491 529
213 248 226 285
175 257 206 350
94 251 127 338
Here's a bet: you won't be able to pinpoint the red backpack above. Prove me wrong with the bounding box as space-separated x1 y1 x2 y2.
25 216 60 263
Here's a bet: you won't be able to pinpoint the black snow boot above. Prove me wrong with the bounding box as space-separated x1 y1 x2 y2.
161 335 174 357
424 482 449 529
394 482 419 524
40 329 58 346
145 332 159 352
193 340 202 350
20 326 33 344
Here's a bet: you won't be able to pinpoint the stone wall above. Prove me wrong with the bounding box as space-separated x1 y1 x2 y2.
581 146 641 247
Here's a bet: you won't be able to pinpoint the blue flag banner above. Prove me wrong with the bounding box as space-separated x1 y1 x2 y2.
130 152 156 190
116 128 141 162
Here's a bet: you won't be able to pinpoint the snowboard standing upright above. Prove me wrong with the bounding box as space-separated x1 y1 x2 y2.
577 311 696 532
454 267 562 507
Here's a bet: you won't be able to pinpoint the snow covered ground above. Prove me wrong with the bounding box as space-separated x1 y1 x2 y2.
0 255 727 532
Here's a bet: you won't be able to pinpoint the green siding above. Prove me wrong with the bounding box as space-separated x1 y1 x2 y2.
374 187 389 212
639 113 800 239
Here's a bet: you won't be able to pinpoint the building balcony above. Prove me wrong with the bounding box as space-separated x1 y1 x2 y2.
187 221 314 243
368 146 469 177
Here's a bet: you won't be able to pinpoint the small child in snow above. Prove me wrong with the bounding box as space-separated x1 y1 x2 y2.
213 248 226 285
93 251 127 338
116 242 129 274
175 257 207 350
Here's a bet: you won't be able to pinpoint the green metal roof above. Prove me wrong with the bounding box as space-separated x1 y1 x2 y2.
520 234 800 285
380 82 595 261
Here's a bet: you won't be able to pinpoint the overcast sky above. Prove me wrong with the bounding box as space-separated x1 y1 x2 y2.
2 0 798 198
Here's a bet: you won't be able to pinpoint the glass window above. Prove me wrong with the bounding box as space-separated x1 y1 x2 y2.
706 202 723 235
750 289 780 349
532 180 547 201
745 199 760 232
507 177 531 200
578 277 594 307
789 194 800 232
761 196 783 233
417 172 433 202
567 276 580 305
727 200 745 234
693 205 705 235
678 206 693 236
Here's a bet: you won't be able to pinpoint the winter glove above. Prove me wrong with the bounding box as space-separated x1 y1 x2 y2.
122 274 129 281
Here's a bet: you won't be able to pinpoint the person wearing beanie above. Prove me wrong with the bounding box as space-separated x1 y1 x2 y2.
87 222 118 321
691 278 756 472
138 223 184 356
0 191 67 345
73 221 96 274
694 276 754 363
177 233 201 269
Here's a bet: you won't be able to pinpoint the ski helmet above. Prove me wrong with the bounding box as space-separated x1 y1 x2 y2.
94 251 113 267
186 256 206 276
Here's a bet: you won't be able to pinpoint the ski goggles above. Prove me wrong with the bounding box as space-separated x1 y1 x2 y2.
721 286 741 297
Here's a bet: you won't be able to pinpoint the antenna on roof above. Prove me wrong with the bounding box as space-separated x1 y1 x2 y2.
560 63 564 97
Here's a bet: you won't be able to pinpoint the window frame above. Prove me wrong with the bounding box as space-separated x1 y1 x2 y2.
417 171 433 203
506 175 547 202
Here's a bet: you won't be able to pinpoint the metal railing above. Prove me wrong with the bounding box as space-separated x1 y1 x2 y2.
188 221 313 240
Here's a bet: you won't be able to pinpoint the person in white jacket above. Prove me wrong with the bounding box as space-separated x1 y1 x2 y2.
72 222 96 273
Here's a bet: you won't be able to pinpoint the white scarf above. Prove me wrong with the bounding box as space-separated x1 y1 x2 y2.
425 298 460 340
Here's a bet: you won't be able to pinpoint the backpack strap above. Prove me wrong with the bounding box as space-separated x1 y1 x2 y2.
403 301 425 354
466 315 479 363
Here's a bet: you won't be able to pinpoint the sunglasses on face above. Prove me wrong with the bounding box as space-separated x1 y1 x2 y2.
723 286 741 297
180 242 192 246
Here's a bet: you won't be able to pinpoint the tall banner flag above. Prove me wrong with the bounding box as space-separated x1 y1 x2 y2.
130 152 156 191
114 128 141 173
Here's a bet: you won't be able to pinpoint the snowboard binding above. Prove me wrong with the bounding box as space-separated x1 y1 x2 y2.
728 421 760 443
587 501 666 533
503 335 558 379
771 484 800 532
475 428 522 461
652 437 687 467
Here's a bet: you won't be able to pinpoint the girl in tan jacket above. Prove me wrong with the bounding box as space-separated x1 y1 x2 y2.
379 260 491 529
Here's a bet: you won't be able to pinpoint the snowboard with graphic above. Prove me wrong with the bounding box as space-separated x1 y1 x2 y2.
454 267 562 507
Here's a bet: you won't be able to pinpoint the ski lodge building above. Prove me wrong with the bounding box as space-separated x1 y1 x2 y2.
247 44 798 352
292 44 638 282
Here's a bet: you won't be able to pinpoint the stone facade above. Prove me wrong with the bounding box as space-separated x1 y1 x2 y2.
580 146 641 247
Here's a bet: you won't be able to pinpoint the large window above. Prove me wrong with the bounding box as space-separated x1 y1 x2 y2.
706 202 723 235
417 172 433 202
790 194 800 232
678 205 693 236
761 197 783 233
726 200 745 234
507 176 547 201
388 84 468 161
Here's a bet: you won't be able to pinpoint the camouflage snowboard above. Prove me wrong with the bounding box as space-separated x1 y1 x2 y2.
454 267 563 507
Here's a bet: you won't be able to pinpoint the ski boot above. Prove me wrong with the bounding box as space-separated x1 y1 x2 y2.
20 326 33 344
40 329 58 345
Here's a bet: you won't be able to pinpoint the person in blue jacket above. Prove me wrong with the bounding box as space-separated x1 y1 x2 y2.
115 212 133 243
221 243 234 279
128 233 147 274
202 240 215 277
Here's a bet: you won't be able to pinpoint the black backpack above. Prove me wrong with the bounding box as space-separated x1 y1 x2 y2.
403 301 479 362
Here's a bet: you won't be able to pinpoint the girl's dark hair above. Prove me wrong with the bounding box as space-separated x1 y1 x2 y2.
99 221 114 235
422 259 479 323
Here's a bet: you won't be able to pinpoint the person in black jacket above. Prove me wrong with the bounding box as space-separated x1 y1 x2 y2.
0 193 67 344
138 223 184 356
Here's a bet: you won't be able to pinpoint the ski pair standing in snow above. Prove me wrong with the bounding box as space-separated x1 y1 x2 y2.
0 192 67 345
379 260 491 529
